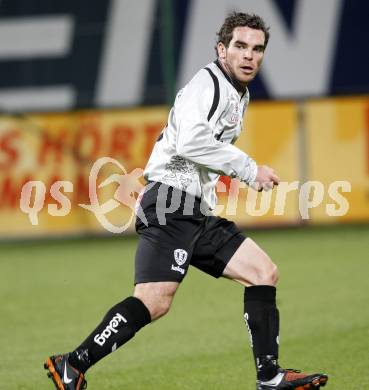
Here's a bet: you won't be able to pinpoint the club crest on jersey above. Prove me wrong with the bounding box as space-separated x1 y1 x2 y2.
174 249 188 265
229 103 240 124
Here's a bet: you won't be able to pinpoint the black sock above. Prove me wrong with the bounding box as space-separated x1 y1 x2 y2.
68 296 151 373
244 286 280 381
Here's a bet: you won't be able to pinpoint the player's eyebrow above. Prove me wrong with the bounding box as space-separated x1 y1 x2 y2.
234 40 265 51
234 40 247 46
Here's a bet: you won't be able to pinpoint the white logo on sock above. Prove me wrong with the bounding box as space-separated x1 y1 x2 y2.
94 313 127 346
243 312 253 347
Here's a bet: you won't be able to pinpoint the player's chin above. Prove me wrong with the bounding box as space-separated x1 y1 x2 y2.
239 73 255 84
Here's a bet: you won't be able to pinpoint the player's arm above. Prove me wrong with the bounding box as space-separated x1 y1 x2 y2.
174 71 268 186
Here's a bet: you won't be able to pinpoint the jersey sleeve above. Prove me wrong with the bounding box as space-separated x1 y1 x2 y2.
174 69 257 184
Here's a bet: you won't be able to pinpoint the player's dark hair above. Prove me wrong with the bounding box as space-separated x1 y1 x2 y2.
215 12 270 55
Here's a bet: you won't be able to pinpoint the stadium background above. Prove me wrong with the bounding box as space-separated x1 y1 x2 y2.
1 1 368 389
0 0 368 237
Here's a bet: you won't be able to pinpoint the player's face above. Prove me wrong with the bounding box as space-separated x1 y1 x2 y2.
218 26 266 86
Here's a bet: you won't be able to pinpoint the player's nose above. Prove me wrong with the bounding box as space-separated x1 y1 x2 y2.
243 48 253 60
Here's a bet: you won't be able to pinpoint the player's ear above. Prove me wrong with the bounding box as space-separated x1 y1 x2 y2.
217 42 226 59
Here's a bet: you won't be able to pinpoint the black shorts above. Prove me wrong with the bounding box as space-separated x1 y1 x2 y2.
134 182 246 284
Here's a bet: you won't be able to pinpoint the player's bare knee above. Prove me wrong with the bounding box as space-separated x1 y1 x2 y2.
267 261 279 285
256 260 279 286
133 293 166 320
153 298 173 319
133 282 177 321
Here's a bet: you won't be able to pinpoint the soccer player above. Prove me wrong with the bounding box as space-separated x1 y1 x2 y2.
45 12 328 390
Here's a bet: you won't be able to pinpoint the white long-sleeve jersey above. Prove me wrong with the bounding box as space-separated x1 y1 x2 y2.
144 60 258 210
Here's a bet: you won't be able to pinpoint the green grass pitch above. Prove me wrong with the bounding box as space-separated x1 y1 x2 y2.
1 225 368 389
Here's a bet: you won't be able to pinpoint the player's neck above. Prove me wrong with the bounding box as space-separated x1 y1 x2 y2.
215 58 247 94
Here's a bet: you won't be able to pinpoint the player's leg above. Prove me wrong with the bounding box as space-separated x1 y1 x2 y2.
223 238 281 382
134 281 179 321
44 224 185 390
191 217 327 389
191 219 280 381
223 238 328 389
45 269 181 390
44 182 201 389
44 291 152 390
222 237 278 286
66 280 178 369
44 289 153 390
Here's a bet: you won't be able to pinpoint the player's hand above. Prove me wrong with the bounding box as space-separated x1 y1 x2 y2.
251 165 280 192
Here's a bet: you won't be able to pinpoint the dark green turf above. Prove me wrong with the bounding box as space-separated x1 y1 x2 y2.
1 225 368 389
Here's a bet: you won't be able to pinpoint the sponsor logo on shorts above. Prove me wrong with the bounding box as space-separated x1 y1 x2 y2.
171 249 188 275
94 313 127 346
171 264 185 274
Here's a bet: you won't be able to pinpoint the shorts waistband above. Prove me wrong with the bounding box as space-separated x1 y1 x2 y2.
143 181 209 217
